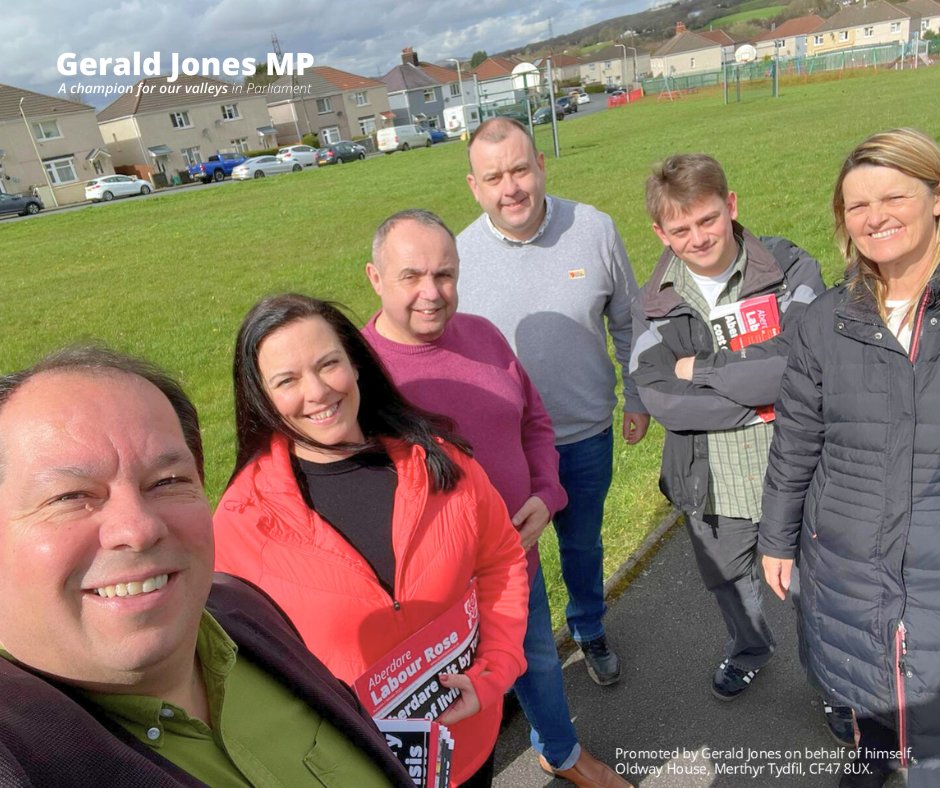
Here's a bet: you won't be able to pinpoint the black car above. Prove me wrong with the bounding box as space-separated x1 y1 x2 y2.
0 192 43 217
317 141 367 165
533 106 565 125
555 96 578 114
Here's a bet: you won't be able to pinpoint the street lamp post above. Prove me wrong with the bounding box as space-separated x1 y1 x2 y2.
447 57 465 136
615 44 627 90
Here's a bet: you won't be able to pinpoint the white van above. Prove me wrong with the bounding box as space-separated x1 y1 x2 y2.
377 125 432 154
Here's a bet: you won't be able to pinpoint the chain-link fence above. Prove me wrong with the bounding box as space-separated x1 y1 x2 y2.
640 40 937 96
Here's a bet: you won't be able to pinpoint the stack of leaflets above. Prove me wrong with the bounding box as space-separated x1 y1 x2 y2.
354 580 479 785
709 294 780 423
376 719 454 788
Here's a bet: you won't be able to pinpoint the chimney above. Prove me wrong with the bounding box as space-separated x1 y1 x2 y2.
401 47 419 66
676 21 686 34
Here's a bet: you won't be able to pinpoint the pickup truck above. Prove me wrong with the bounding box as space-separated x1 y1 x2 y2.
188 153 247 184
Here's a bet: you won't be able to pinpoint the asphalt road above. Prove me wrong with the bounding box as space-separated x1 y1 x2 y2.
494 521 904 787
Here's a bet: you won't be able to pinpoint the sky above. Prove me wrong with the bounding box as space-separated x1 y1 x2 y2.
3 0 647 108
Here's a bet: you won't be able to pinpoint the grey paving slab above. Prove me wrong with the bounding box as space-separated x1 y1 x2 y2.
494 521 903 787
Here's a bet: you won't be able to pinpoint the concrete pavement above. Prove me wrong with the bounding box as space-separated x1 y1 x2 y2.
494 519 904 787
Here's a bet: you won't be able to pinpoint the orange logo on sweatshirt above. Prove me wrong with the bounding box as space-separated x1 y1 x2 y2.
568 268 586 280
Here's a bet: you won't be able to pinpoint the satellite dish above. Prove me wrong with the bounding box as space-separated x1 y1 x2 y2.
734 44 758 63
511 62 540 90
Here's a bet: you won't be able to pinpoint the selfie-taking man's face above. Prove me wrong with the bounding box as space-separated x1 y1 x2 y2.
0 371 214 691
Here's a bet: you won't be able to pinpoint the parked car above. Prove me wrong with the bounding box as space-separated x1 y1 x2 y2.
232 156 302 180
572 89 591 105
533 106 564 125
317 141 367 165
85 175 152 202
605 84 624 93
188 152 247 184
555 96 577 114
417 125 448 144
377 124 432 153
277 145 319 167
0 192 43 217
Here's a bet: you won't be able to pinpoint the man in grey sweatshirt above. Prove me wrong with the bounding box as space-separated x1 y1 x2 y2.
456 117 649 696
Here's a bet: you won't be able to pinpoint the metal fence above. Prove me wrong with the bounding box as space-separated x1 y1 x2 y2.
640 40 938 95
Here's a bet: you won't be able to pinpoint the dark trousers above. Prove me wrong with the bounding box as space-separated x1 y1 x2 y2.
684 512 776 670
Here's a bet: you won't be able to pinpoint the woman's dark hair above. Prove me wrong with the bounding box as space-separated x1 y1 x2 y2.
232 293 470 491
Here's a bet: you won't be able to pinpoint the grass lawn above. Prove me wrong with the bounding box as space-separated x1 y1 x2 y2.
708 4 787 27
3 66 939 628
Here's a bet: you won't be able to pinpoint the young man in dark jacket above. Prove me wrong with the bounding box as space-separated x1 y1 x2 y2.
630 154 827 705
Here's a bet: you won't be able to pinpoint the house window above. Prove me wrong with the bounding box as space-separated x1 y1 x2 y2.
604 60 612 68
423 88 434 101
43 156 77 185
589 63 596 71
316 97 332 114
170 111 192 129
320 126 340 144
814 34 824 45
32 120 62 141
231 137 249 153
890 22 901 32
449 82 461 97
354 91 368 106
93 159 105 175
923 19 930 30
839 30 849 41
775 39 785 48
863 26 873 37
221 104 240 120
690 57 696 68
181 146 202 167
358 116 376 135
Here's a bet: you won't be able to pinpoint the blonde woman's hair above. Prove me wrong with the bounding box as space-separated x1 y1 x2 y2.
834 128 940 326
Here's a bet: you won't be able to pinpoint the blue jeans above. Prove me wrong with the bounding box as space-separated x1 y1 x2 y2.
554 427 613 643
513 567 580 770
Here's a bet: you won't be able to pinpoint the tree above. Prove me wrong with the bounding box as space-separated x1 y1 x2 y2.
470 50 488 68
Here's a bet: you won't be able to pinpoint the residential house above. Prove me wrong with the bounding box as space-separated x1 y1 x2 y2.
581 46 633 88
699 28 738 63
472 56 524 110
650 23 726 77
97 75 274 183
0 83 113 206
535 53 585 90
897 0 940 36
753 15 826 59
808 0 912 55
418 61 479 110
267 67 390 145
382 49 446 128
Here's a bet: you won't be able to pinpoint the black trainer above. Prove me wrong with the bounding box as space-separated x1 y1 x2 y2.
580 635 621 686
711 659 760 700
824 702 856 746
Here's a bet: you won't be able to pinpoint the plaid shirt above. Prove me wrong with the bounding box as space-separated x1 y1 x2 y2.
661 243 774 522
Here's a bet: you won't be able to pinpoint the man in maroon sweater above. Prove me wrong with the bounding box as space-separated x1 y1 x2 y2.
0 346 411 787
364 208 630 787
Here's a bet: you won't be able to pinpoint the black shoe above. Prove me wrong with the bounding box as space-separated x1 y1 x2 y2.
824 702 856 746
839 766 890 788
580 635 621 686
711 659 760 701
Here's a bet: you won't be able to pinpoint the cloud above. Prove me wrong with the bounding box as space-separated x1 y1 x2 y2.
2 0 648 104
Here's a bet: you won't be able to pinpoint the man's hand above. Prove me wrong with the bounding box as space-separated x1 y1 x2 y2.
675 356 695 381
437 672 480 725
622 412 650 444
512 496 551 550
761 556 794 601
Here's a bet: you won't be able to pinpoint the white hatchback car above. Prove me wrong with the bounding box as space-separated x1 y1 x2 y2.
85 175 152 202
276 145 319 167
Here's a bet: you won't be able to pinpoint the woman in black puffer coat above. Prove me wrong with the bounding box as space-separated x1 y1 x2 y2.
759 128 940 788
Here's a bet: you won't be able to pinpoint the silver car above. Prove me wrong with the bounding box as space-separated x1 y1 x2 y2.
232 155 302 180
276 145 319 167
85 175 152 202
